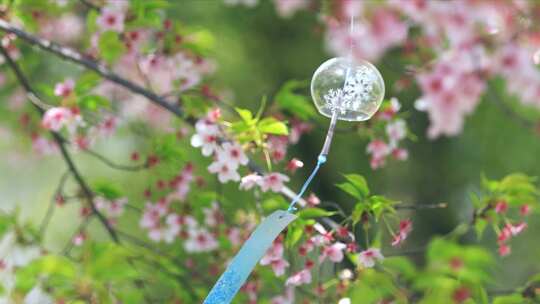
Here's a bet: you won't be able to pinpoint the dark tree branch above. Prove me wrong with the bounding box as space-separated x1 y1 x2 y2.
0 44 120 244
0 20 185 119
84 148 148 171
395 202 448 210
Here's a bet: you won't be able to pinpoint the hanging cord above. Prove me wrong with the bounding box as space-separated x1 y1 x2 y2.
287 16 355 213
287 111 338 212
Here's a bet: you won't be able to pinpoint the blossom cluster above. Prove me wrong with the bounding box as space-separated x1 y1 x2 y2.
366 97 409 169
191 111 293 193
494 201 531 257
316 1 540 139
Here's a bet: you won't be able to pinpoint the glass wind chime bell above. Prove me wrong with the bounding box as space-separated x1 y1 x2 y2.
203 18 385 304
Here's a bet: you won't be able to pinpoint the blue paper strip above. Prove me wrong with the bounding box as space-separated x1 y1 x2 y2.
203 210 297 304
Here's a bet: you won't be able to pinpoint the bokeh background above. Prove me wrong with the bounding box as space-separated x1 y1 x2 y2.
1 0 539 298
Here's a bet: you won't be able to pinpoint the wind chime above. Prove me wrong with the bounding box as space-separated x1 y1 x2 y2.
203 17 385 304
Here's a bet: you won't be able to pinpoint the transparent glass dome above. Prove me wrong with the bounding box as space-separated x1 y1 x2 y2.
310 57 385 121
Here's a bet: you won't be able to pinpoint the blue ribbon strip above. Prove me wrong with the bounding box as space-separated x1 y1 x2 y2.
203 210 297 304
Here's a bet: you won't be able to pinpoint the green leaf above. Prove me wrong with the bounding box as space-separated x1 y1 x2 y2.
343 174 370 197
275 80 316 120
75 72 102 94
235 108 254 123
78 95 110 111
93 181 122 199
98 31 126 63
351 203 367 225
336 182 364 200
257 117 288 135
285 221 304 248
474 218 487 239
368 195 396 220
297 208 335 219
86 10 99 34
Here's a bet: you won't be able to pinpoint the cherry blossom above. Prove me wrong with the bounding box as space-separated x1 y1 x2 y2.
391 219 413 247
358 248 384 268
184 228 219 253
191 119 221 157
31 135 57 155
319 242 346 263
259 172 290 192
286 158 303 173
208 159 241 183
216 142 248 167
96 6 125 33
520 204 531 217
203 202 224 227
386 119 407 145
42 107 83 134
54 78 75 98
267 136 288 163
239 173 262 191
289 119 312 144
285 269 312 286
495 201 508 214
498 243 511 257
306 193 320 207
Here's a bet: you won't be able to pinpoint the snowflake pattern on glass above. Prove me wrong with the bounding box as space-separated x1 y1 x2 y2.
323 66 376 115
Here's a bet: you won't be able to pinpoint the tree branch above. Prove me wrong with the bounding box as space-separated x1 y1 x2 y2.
0 44 120 243
0 20 184 119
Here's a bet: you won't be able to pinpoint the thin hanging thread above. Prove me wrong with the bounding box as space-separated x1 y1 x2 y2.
287 16 355 213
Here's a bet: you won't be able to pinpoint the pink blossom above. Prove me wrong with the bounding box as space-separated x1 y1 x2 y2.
320 242 346 263
261 242 284 265
72 232 86 246
32 135 58 155
495 201 508 214
208 160 241 183
54 78 75 98
270 258 289 276
358 248 384 268
184 228 219 253
392 219 413 247
191 119 221 156
289 120 312 144
386 119 407 144
216 142 248 167
367 139 390 159
286 158 303 173
285 269 312 286
139 202 167 230
306 193 320 207
267 136 288 162
520 204 531 217
239 174 262 191
392 148 408 161
498 243 511 257
42 107 83 133
227 228 242 246
259 172 290 192
96 7 125 33
506 222 527 236
203 202 224 227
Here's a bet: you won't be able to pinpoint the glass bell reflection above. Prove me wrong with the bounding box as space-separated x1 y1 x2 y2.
310 57 385 121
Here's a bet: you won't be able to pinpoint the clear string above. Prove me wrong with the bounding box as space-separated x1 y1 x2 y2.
287 16 356 213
